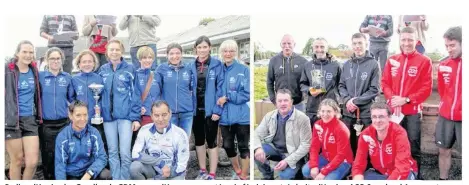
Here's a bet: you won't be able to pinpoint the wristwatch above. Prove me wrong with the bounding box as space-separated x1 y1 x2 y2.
87 170 94 177
405 97 411 104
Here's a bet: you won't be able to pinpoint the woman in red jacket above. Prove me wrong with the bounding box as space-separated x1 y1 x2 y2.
302 99 354 180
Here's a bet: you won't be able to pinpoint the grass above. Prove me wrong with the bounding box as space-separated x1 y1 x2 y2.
254 66 269 101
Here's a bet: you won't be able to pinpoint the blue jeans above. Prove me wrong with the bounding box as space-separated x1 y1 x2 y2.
254 144 304 180
130 44 158 71
416 43 425 54
364 169 417 180
104 119 132 180
294 103 305 112
170 112 194 137
301 154 351 180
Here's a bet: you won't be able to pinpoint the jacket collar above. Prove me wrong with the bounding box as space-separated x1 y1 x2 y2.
149 122 172 134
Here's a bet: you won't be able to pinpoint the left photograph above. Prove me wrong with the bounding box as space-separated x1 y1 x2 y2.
4 15 251 180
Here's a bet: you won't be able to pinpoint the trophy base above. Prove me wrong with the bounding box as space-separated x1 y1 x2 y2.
91 117 104 125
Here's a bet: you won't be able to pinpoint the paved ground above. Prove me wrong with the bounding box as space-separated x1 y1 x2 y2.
253 153 462 180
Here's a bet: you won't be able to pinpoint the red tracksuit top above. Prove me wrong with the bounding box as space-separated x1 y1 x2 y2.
352 122 418 180
382 51 433 115
308 117 354 176
438 57 462 121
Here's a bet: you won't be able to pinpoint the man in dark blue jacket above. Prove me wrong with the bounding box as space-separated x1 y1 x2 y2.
55 101 110 180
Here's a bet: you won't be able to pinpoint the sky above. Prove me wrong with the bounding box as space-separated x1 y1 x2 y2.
251 14 462 54
3 15 225 56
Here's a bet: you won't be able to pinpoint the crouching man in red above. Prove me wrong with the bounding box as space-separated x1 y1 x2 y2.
352 102 418 180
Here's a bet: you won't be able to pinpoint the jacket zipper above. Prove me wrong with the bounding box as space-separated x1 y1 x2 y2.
176 69 179 113
54 77 57 119
323 128 329 151
14 70 20 129
451 61 461 120
379 142 385 169
399 57 408 97
354 62 360 97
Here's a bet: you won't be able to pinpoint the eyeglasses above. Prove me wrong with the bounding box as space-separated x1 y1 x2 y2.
48 58 62 62
223 50 236 53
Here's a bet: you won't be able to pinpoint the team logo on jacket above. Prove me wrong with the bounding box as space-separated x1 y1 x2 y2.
69 142 75 153
209 70 216 80
439 65 452 73
294 64 299 68
390 59 400 77
139 78 145 86
385 144 392 154
19 80 29 89
118 74 126 81
362 135 376 155
442 73 451 84
361 72 368 81
58 77 67 86
167 71 173 78
28 77 34 84
87 139 92 156
407 66 418 77
45 79 51 86
77 85 83 95
328 135 335 143
314 124 324 141
326 73 333 80
182 72 190 80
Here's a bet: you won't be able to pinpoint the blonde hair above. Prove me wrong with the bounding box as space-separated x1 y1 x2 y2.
106 39 125 59
137 46 155 60
74 50 99 72
219 39 238 61
317 98 341 119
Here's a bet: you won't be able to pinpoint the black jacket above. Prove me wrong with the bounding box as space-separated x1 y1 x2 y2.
267 52 308 104
338 51 380 118
300 53 341 120
5 59 43 130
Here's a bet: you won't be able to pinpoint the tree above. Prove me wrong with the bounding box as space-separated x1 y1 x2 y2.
199 17 216 26
426 49 445 62
302 38 315 56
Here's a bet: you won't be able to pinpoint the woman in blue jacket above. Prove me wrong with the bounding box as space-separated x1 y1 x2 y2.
191 36 224 180
71 49 107 155
98 39 140 180
217 40 250 180
38 47 74 180
130 46 160 148
156 43 196 137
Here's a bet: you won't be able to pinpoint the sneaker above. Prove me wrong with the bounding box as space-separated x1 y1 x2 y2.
195 171 207 180
203 174 215 180
231 171 241 180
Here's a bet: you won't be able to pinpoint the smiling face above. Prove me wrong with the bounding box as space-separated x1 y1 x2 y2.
445 38 462 59
70 106 88 131
281 35 295 56
400 32 417 54
313 39 328 59
196 41 211 60
107 42 123 62
319 105 337 123
352 37 368 57
151 104 171 131
78 54 96 73
16 43 34 66
371 109 390 132
168 48 182 65
276 93 293 116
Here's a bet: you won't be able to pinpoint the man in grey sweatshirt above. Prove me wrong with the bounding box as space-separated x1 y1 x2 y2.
267 34 308 111
338 33 380 156
359 15 394 75
119 15 161 71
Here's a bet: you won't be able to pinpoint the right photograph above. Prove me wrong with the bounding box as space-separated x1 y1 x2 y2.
252 15 462 180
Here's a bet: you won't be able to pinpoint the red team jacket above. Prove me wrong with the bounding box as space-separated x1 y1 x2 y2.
438 57 462 121
308 117 354 176
352 123 418 180
382 51 433 115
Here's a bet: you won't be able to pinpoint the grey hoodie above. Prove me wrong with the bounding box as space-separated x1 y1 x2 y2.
119 15 161 47
299 53 341 120
338 51 380 118
267 52 308 105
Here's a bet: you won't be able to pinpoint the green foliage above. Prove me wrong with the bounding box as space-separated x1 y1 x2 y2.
302 38 315 56
254 67 269 101
199 17 216 26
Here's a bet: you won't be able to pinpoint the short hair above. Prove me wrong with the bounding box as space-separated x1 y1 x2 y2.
443 26 462 44
400 26 416 34
219 39 239 60
15 40 35 60
74 49 99 72
166 43 183 54
313 37 328 44
194 35 212 48
351 33 367 41
68 100 88 114
276 89 293 100
106 39 125 52
317 98 341 119
44 47 65 72
136 46 155 60
151 100 171 114
370 102 392 116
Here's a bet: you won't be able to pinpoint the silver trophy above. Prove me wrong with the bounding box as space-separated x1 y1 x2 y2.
88 83 104 125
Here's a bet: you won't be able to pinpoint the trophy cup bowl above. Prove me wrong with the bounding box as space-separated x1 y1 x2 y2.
88 83 104 125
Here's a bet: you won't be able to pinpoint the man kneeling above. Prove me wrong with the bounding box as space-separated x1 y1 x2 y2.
352 102 418 180
130 100 189 180
55 101 110 180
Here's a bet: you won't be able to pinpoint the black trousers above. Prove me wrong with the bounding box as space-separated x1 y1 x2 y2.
341 116 372 157
401 114 422 179
39 118 69 180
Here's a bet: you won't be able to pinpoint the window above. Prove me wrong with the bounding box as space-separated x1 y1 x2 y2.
239 41 250 59
211 47 218 57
